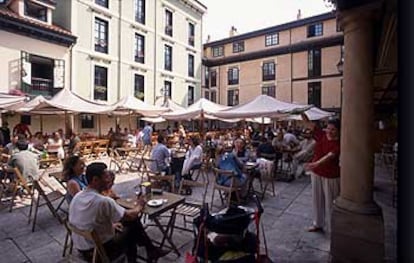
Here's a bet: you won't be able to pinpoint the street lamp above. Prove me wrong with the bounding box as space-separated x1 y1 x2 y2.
336 58 344 74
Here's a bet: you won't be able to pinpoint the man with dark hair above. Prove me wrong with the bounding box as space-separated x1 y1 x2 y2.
8 138 39 181
150 134 170 174
302 114 341 233
69 162 167 262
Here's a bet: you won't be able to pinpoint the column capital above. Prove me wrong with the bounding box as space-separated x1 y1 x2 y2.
337 2 381 31
334 196 382 215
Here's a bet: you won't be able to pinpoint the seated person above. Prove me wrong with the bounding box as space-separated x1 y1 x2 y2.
291 129 316 178
68 132 81 156
8 138 39 181
215 147 248 198
150 134 171 174
181 136 203 178
69 162 167 263
257 136 276 158
101 170 119 200
232 138 249 163
46 132 65 160
4 134 24 155
63 155 88 204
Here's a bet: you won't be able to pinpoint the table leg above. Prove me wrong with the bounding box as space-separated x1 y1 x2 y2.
152 208 180 256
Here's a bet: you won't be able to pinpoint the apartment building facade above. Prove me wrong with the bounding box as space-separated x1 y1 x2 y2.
0 0 76 132
54 0 206 106
203 12 344 112
0 0 76 97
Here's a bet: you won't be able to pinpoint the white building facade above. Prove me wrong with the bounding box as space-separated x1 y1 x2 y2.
53 0 206 132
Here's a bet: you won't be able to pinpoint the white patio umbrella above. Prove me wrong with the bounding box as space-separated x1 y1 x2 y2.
211 94 311 119
283 106 335 120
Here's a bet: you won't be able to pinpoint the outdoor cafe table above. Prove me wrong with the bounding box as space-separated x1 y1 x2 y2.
115 147 140 157
116 191 185 256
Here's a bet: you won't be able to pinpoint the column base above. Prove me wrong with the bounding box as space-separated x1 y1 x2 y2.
330 200 384 263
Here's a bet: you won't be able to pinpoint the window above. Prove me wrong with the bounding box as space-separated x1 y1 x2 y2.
262 85 276 97
134 74 145 101
165 9 173 36
95 18 108 53
307 23 323 37
134 0 145 24
211 90 217 103
340 45 344 61
262 62 275 81
164 45 172 71
228 67 239 85
188 54 194 77
81 114 95 129
94 66 108 101
24 0 47 22
265 33 279 46
95 0 108 8
233 41 244 53
188 22 195 46
188 86 194 105
227 89 239 106
204 91 209 100
308 49 321 77
210 70 217 87
204 68 209 87
134 33 145 63
164 81 172 98
212 46 224 57
308 82 321 107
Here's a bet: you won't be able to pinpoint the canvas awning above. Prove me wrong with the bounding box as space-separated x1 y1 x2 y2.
0 93 27 110
109 95 167 117
283 106 335 121
161 98 230 120
17 89 111 114
211 95 311 119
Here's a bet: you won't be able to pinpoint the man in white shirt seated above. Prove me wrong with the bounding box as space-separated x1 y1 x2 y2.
69 162 166 263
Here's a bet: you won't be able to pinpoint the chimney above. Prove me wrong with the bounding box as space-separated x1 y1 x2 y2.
297 9 302 20
206 34 211 43
229 26 238 37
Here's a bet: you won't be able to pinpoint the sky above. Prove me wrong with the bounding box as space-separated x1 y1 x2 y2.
201 0 333 42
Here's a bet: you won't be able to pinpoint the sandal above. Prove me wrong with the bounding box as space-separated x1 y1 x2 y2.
307 225 323 232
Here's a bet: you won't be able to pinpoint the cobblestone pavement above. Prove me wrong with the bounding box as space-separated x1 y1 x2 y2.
0 157 396 262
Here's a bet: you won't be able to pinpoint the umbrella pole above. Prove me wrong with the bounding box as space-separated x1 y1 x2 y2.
200 112 204 140
98 114 101 137
64 111 68 137
128 111 132 131
40 115 43 134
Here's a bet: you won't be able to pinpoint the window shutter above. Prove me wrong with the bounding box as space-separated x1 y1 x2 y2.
54 59 65 88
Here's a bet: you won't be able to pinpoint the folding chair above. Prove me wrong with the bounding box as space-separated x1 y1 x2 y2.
257 158 276 200
108 149 129 174
93 139 110 158
28 179 65 232
173 176 209 234
210 168 242 209
141 157 175 192
9 167 34 212
64 221 127 263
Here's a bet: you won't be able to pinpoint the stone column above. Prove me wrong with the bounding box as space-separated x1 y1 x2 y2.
330 4 384 263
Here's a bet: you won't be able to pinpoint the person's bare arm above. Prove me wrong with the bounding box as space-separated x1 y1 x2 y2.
304 152 336 170
67 180 82 198
122 197 145 221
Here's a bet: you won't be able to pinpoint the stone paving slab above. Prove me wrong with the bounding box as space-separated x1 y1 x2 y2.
0 158 396 263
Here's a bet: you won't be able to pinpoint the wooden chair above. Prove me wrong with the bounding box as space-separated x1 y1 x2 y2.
210 168 242 209
173 175 209 234
93 139 110 158
257 158 276 200
9 167 34 212
108 149 129 174
28 179 65 232
64 221 126 263
141 157 174 192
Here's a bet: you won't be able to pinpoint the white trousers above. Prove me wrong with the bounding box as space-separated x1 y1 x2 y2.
310 172 340 232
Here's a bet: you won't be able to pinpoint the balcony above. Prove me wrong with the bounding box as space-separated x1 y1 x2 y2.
22 77 57 97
